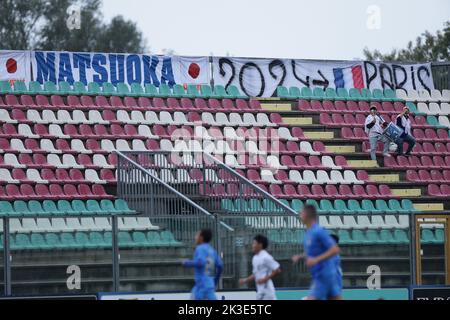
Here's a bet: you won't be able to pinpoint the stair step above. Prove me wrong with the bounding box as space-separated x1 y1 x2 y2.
304 132 334 140
282 117 313 125
414 203 444 212
369 174 400 183
347 160 378 168
261 104 292 111
326 145 355 154
391 189 422 197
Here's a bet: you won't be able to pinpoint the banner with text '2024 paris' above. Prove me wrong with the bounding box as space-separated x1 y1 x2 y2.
31 51 210 87
212 57 434 97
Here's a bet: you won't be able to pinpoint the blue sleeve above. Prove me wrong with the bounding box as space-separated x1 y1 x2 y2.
214 252 224 285
317 229 337 251
183 247 207 268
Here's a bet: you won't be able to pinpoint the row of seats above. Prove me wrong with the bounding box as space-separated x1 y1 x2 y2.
427 184 450 197
0 199 134 216
342 127 450 142
383 155 450 169
0 184 112 200
0 230 180 251
417 102 450 116
1 94 261 112
277 86 401 102
299 100 409 113
2 216 157 233
406 170 450 183
0 153 116 169
0 80 247 99
0 168 115 184
396 89 450 103
222 198 417 214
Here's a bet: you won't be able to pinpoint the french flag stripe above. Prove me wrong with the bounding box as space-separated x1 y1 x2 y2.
333 68 345 89
352 65 365 89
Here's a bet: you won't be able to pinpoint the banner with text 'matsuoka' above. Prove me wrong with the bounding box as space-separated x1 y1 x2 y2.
31 51 210 87
212 57 434 97
0 50 31 83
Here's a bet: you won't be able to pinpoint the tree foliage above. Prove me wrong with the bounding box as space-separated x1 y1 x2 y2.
364 21 450 62
0 0 146 53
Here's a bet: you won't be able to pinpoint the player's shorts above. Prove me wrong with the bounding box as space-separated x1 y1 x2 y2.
191 286 217 301
308 272 342 300
256 291 277 301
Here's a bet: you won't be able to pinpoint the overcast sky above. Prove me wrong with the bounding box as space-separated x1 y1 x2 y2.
102 0 449 60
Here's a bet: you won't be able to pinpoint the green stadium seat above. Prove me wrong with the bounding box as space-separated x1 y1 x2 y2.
221 199 235 212
0 201 16 216
160 231 181 246
336 88 349 101
349 200 369 214
379 230 395 244
13 201 30 216
387 200 402 214
172 84 186 98
306 199 319 210
276 86 290 99
435 229 444 243
248 199 263 213
72 200 90 215
234 199 249 213
262 199 281 213
312 88 325 100
325 88 337 100
187 84 200 98
300 87 313 99
360 88 372 101
13 234 32 251
291 199 304 213
351 230 367 244
227 85 246 99
58 81 73 95
401 199 416 213
334 200 351 214
100 200 118 214
102 82 116 96
200 85 213 98
60 233 79 249
44 233 62 249
89 232 109 248
284 230 297 243
393 230 409 244
158 84 172 97
130 83 144 97
116 83 130 96
144 84 159 97
57 200 75 216
289 87 301 99
421 229 436 244
211 85 228 99
268 230 281 243
86 200 102 215
28 201 46 216
372 89 386 101
28 81 44 94
43 200 60 215
361 200 378 214
348 88 362 101
338 230 353 245
147 231 163 246
375 200 392 213
427 116 447 129
295 229 306 243
319 200 337 214
132 231 150 247
75 232 94 249
13 81 29 94
44 81 59 95
279 230 290 243
384 89 399 101
87 82 102 95
0 80 12 94
73 81 87 95
365 230 381 244
115 199 136 215
30 233 49 249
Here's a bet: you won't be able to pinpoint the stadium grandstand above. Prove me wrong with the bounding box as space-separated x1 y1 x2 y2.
0 50 449 300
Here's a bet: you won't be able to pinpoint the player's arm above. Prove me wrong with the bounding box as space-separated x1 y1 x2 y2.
256 267 281 285
214 253 224 285
239 274 256 286
257 257 281 285
307 245 340 268
183 249 206 268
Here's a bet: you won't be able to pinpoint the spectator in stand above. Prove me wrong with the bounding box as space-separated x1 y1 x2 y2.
365 106 390 161
395 107 416 156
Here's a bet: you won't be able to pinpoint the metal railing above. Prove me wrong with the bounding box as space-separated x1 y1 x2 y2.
116 150 297 219
432 62 450 91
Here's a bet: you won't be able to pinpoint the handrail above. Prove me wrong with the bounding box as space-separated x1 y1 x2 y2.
115 150 234 231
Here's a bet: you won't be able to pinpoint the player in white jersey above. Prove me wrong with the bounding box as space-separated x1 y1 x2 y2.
239 235 281 300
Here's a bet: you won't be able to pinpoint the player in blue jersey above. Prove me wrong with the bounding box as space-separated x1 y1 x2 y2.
182 229 224 300
292 205 342 300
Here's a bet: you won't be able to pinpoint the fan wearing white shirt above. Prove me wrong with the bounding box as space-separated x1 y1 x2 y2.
364 106 391 161
239 235 281 300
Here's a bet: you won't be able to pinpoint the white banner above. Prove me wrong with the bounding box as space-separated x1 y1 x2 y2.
31 51 210 87
212 57 434 97
0 50 31 83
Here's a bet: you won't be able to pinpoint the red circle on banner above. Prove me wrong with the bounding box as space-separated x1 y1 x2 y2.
6 58 17 74
188 63 200 79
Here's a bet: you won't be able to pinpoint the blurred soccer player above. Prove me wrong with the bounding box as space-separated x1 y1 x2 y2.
182 229 223 300
239 234 282 300
292 205 342 300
